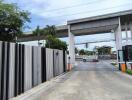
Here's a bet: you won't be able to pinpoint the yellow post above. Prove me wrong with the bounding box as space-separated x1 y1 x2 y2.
121 63 126 72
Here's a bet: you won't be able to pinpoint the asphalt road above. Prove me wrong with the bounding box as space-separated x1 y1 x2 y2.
12 60 132 100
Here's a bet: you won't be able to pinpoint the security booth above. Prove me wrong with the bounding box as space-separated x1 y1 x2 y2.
123 45 132 62
118 44 132 72
123 45 132 69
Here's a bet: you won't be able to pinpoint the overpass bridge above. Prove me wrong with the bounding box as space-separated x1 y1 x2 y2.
18 9 132 41
18 9 132 66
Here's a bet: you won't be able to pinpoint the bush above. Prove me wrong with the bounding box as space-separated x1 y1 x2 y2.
126 69 132 75
45 35 67 51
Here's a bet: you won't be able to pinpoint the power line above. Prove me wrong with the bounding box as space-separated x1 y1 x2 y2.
46 2 132 18
76 39 115 45
43 0 106 12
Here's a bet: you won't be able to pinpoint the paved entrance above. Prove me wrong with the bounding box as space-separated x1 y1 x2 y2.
12 61 132 100
73 60 118 71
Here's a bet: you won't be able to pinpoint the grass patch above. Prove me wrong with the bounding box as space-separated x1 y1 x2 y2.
126 69 132 75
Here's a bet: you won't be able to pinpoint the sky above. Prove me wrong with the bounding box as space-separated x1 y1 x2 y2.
4 0 132 51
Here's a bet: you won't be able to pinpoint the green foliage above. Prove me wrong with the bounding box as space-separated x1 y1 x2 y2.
97 46 112 55
85 50 95 55
126 69 132 75
75 47 78 54
34 25 67 50
33 26 40 36
45 25 56 36
0 1 30 41
45 35 67 50
78 49 95 55
33 25 56 36
79 49 86 55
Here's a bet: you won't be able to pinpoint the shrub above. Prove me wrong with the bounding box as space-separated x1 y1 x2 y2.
126 69 132 75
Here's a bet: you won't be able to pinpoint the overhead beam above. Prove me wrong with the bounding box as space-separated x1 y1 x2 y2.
75 38 132 45
17 35 46 42
17 25 68 42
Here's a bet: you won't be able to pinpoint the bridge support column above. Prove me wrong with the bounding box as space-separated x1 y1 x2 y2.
115 17 122 70
115 17 122 50
68 25 75 67
130 22 132 40
125 23 128 42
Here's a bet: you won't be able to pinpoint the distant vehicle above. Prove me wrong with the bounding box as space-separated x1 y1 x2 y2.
83 55 99 62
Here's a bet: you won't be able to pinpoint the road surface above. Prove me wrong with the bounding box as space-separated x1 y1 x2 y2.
12 60 132 100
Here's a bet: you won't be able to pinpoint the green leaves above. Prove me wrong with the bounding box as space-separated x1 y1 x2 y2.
78 49 95 55
45 35 67 51
33 25 67 50
33 25 56 36
97 46 112 55
33 25 45 36
0 2 30 41
126 69 132 75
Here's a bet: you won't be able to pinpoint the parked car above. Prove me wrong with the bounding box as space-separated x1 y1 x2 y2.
83 56 99 62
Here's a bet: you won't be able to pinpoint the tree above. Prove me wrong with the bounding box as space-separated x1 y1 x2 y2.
33 26 40 36
78 49 95 55
45 25 56 36
0 1 30 41
33 25 56 36
97 46 112 55
75 47 78 54
33 25 67 50
79 49 86 55
85 50 95 55
45 35 67 50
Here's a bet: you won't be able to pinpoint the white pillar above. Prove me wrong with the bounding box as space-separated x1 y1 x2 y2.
68 25 75 67
125 23 128 42
129 22 132 40
115 17 122 50
115 17 122 70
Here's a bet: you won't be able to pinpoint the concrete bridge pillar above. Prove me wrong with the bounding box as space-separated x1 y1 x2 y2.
114 17 122 70
125 23 128 42
115 17 122 50
129 22 132 40
68 25 75 67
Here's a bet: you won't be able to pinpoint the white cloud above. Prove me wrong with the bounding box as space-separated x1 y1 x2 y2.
5 0 132 25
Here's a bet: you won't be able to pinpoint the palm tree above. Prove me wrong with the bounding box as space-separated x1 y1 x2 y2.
45 25 56 36
33 25 57 46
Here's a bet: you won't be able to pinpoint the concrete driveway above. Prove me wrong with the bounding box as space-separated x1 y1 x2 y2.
12 60 132 100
